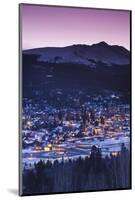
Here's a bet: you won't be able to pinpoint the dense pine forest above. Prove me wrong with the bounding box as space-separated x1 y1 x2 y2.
22 144 131 195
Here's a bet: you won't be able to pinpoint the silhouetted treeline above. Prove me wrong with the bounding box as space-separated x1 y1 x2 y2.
22 144 131 195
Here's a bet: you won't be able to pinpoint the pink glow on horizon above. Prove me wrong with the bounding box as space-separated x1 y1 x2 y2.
21 5 130 50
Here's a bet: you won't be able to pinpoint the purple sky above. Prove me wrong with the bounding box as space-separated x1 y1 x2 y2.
21 4 130 50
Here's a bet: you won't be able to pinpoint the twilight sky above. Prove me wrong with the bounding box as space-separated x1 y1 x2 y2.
21 4 130 50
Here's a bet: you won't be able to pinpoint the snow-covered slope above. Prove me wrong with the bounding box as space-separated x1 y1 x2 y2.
23 42 130 66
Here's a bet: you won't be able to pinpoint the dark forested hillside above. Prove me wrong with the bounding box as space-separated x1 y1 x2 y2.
22 54 130 98
22 144 131 195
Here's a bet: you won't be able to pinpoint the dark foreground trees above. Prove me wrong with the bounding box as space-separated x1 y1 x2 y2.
22 144 131 195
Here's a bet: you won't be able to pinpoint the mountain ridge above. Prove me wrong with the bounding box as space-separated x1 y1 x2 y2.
23 41 130 66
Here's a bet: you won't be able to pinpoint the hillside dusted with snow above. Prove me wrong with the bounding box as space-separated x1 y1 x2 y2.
22 42 130 98
23 42 130 66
